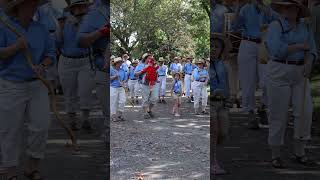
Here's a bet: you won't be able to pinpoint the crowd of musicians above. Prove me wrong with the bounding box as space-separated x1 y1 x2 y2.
109 54 210 121
212 0 320 174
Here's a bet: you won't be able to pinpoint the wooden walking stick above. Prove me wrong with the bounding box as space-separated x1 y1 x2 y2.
0 15 79 152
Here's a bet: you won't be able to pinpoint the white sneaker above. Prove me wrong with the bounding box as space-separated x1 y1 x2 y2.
175 113 181 117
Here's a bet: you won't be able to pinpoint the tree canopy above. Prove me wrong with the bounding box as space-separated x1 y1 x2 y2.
110 0 210 60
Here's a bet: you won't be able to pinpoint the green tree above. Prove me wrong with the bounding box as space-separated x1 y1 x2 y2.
110 0 209 59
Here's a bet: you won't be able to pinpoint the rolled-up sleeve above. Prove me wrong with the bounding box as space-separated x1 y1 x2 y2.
265 21 288 60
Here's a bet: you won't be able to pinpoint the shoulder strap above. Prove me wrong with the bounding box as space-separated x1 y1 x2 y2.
276 19 292 34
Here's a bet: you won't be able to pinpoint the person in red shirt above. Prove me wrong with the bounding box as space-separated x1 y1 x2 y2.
140 57 159 90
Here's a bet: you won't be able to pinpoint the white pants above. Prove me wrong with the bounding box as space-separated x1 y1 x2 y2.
158 76 166 97
258 64 268 106
184 74 192 97
128 79 140 98
95 71 108 117
58 55 95 113
238 40 259 112
193 81 208 110
141 83 159 108
267 61 313 146
110 87 126 115
0 79 50 167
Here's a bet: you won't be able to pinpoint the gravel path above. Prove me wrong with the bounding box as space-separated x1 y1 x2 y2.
111 79 210 180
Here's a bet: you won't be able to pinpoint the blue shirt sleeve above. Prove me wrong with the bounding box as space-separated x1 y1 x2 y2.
44 32 56 64
193 68 199 81
265 21 288 60
231 5 246 31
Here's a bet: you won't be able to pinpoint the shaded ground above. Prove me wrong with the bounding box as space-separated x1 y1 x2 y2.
111 78 210 180
41 101 107 180
213 110 320 180
1 96 108 180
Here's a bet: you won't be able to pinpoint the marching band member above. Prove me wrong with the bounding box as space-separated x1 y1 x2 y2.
232 0 279 129
192 59 209 115
57 0 94 132
169 57 180 75
121 53 130 86
183 57 195 102
211 33 230 176
135 53 159 119
34 0 60 94
128 59 140 104
266 0 317 168
157 57 168 103
171 72 183 117
110 57 127 122
0 0 55 179
78 0 109 136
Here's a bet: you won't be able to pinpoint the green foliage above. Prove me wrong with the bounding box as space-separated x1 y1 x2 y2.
110 0 210 59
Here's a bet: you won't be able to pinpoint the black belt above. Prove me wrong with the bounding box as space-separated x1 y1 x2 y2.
273 59 304 66
185 73 192 75
62 54 90 59
25 78 38 82
158 75 165 77
130 78 137 80
243 37 261 44
196 80 206 82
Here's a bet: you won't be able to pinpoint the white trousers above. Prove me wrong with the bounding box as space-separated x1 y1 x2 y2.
110 87 126 115
128 79 140 98
238 40 259 112
158 76 166 97
141 83 159 108
258 64 268 106
184 74 192 97
267 61 313 146
58 55 95 113
0 79 50 167
95 71 108 116
193 81 208 110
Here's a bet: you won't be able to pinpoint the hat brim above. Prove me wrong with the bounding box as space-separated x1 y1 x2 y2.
195 61 205 64
271 1 309 18
113 60 124 64
4 0 49 12
66 2 93 11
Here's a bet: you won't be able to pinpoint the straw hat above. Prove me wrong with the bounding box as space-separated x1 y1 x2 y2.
158 57 165 62
271 0 309 18
173 57 180 61
172 72 182 78
113 57 123 64
142 53 150 60
66 0 93 11
195 59 205 64
132 59 139 64
4 0 48 12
